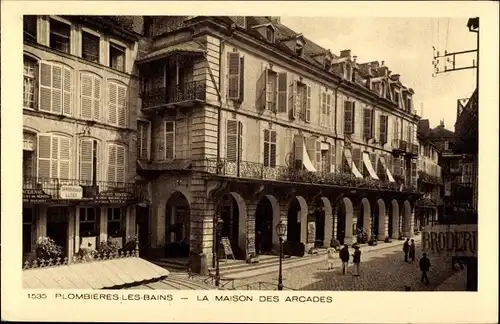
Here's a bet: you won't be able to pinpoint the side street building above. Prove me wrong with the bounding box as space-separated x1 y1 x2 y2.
22 15 423 273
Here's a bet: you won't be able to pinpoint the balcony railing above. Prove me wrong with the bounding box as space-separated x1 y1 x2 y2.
204 158 418 193
23 177 138 203
141 81 206 110
391 139 407 153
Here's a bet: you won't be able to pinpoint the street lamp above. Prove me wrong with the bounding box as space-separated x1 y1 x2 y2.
215 216 224 287
275 221 287 291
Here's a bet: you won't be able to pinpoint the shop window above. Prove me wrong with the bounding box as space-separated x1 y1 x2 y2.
49 18 71 53
79 207 97 236
107 207 124 236
23 207 34 254
81 31 100 63
109 42 126 72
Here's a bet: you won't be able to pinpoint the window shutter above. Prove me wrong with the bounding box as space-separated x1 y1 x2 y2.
379 115 387 144
228 52 241 100
165 121 175 159
59 137 71 179
93 77 101 121
263 129 270 166
411 161 417 187
62 67 72 115
315 141 322 172
407 125 412 144
94 141 100 182
305 85 311 122
81 74 93 120
277 72 287 113
239 56 245 102
289 80 297 119
108 82 118 125
255 67 267 111
352 148 362 175
363 108 372 139
37 134 51 178
330 143 336 173
226 120 238 162
344 101 353 134
117 84 127 127
107 145 117 183
238 121 243 162
51 137 60 178
116 145 126 183
51 64 62 114
370 152 377 175
79 139 94 182
39 62 52 112
270 130 277 167
326 94 331 126
393 156 401 176
305 137 316 167
371 110 375 139
351 101 356 134
293 134 303 163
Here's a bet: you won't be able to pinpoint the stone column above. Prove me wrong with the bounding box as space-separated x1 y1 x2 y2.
189 194 215 274
345 205 357 245
377 207 389 241
246 201 257 258
323 208 334 248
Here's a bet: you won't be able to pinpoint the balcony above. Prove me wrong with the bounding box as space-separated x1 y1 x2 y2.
141 81 206 111
204 158 418 193
407 143 419 158
391 139 407 155
23 177 138 204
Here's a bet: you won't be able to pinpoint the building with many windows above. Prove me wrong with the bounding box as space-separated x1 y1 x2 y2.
134 16 422 273
22 15 144 262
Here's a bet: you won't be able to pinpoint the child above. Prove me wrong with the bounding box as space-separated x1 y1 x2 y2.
326 244 336 270
352 245 361 276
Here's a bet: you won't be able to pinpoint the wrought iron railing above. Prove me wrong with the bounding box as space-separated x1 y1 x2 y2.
23 177 138 201
186 272 295 290
392 139 407 152
204 158 417 192
142 80 206 109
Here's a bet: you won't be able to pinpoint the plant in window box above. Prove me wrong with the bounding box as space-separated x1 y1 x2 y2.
36 237 63 261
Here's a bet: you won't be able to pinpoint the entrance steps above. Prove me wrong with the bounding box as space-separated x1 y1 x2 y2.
148 257 189 272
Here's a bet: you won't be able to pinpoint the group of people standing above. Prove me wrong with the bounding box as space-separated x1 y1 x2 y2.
403 238 432 285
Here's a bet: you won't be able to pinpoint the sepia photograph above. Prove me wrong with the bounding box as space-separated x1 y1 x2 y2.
2 1 498 323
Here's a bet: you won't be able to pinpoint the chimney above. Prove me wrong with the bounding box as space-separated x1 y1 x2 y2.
352 55 358 63
439 120 445 127
392 74 400 81
340 49 351 58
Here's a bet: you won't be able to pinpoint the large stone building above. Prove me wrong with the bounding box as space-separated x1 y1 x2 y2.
22 15 144 262
134 16 422 273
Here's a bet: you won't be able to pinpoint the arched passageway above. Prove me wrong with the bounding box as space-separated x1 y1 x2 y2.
402 200 412 237
335 197 354 245
165 191 191 257
255 195 279 254
286 196 308 244
219 192 247 259
356 198 371 243
389 199 400 239
376 199 387 240
313 197 333 248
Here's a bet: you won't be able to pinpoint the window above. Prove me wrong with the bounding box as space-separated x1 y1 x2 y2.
324 57 332 70
320 92 332 127
227 52 244 101
297 82 310 122
164 121 175 159
343 101 355 134
407 125 413 144
49 18 71 53
108 82 127 127
394 90 400 106
266 71 277 112
226 120 243 162
39 62 72 115
363 108 374 139
79 207 97 236
256 67 286 113
80 73 101 121
23 15 37 42
345 63 352 81
107 207 124 236
107 144 126 183
37 134 71 179
379 115 388 144
23 56 37 109
295 43 304 56
393 119 400 140
263 129 277 167
109 42 125 72
79 139 99 184
265 26 275 42
82 31 100 63
137 121 150 160
23 207 33 254
406 97 412 112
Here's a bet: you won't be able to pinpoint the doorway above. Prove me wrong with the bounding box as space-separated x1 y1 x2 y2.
255 197 273 254
136 205 150 257
165 192 191 257
315 209 325 248
219 195 241 258
336 203 346 245
46 207 69 258
286 199 301 243
388 205 394 238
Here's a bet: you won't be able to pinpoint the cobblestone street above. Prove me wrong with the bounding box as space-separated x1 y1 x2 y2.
231 243 458 291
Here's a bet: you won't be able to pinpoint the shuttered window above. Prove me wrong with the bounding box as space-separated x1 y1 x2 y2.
352 148 363 175
266 71 277 112
363 108 374 139
79 139 99 183
164 121 175 159
263 129 277 167
39 62 72 116
228 52 241 100
379 115 388 144
329 143 336 173
108 82 127 127
107 144 126 183
305 84 311 123
80 73 101 121
226 120 243 162
407 125 413 144
288 79 298 119
137 121 150 160
411 161 418 187
23 56 37 109
81 31 100 63
277 73 287 113
37 134 71 179
344 101 355 134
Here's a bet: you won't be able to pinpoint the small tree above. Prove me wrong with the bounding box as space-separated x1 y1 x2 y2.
36 237 62 260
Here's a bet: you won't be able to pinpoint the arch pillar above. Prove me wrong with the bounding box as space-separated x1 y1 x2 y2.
343 197 355 245
320 197 334 248
391 200 400 239
402 200 413 237
295 196 309 248
361 198 372 239
224 192 248 255
377 199 388 240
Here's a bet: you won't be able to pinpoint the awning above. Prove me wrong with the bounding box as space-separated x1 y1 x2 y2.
379 155 395 182
302 142 317 172
138 41 206 64
23 257 170 289
362 152 379 180
343 149 363 178
127 275 214 290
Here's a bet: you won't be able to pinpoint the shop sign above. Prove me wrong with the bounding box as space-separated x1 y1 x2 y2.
23 189 51 203
94 191 135 204
422 224 477 257
59 185 83 199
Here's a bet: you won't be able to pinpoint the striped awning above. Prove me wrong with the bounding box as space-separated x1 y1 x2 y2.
23 257 170 289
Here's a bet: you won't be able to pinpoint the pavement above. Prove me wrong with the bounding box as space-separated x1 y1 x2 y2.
433 267 467 291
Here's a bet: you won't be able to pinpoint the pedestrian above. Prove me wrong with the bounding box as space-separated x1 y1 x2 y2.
419 252 431 285
403 238 410 262
255 231 262 255
409 239 416 263
326 243 336 270
352 245 361 276
339 244 350 275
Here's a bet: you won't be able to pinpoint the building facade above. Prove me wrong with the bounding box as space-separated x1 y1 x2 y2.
22 15 144 263
135 16 422 273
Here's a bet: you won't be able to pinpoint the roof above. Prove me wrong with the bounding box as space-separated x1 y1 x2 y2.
138 41 206 63
126 276 213 290
137 159 193 171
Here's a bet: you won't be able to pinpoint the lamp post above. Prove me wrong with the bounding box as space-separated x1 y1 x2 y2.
215 216 224 288
275 221 287 291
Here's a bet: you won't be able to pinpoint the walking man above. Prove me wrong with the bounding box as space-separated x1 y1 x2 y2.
352 245 361 276
409 239 416 264
339 244 350 275
403 238 410 262
419 252 431 285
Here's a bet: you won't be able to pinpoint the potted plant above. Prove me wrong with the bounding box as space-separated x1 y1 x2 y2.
368 236 378 246
35 237 62 261
97 238 121 257
384 236 392 243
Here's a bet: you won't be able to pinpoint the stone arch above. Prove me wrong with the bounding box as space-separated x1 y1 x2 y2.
376 199 388 240
357 198 371 240
334 196 354 245
286 196 309 246
220 192 247 258
164 190 192 257
402 200 412 237
389 199 400 239
318 196 333 248
254 194 280 253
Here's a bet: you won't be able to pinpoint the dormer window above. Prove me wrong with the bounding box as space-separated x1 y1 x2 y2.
295 42 303 56
230 16 246 29
345 63 352 80
406 96 412 112
324 57 332 70
380 82 386 97
394 90 400 106
265 25 275 43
